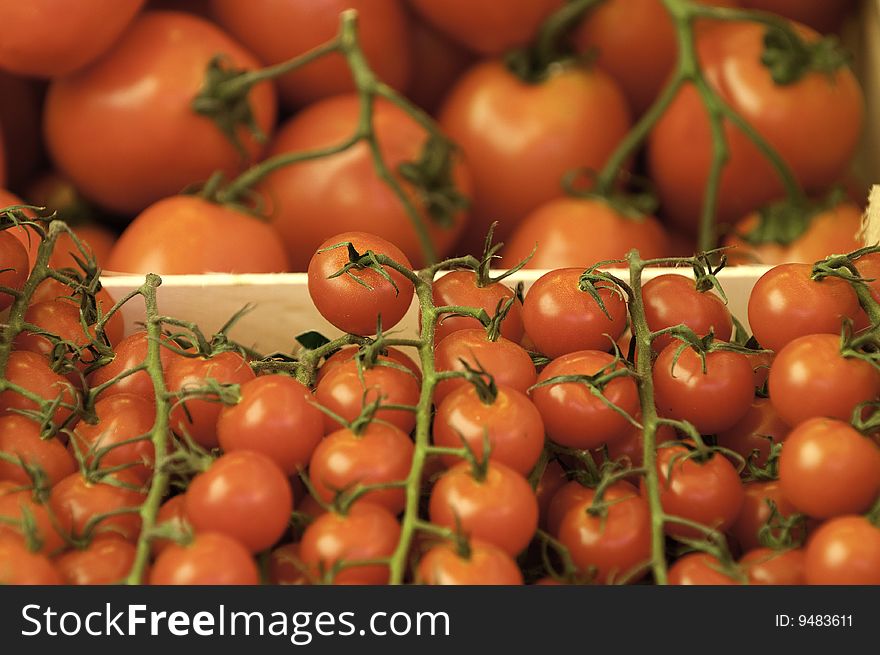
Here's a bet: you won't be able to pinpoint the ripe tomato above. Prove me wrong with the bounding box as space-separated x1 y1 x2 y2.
433 383 544 476
309 422 414 514
269 542 308 585
217 374 324 475
522 267 628 358
166 350 255 449
15 301 104 374
299 502 400 584
716 397 789 468
546 481 596 538
769 334 880 427
0 485 65 556
0 537 62 585
730 480 801 552
648 22 863 232
739 0 856 33
108 196 289 274
55 537 138 584
149 532 259 585
308 232 414 336
804 516 880 585
408 17 475 113
0 230 28 311
433 328 536 405
88 331 174 404
739 547 806 585
429 460 538 556
642 274 733 354
185 450 293 553
505 197 670 269
263 96 471 270
0 351 78 428
211 0 411 108
317 346 420 386
150 494 189 558
417 538 523 585
28 279 124 349
668 552 742 585
0 415 75 487
0 0 144 77
44 10 277 215
535 459 568 529
648 445 744 539
779 418 880 519
50 471 146 542
531 350 639 449
431 270 523 344
439 61 630 251
601 420 677 472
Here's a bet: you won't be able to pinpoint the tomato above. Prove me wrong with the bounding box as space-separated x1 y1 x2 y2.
0 485 65 556
108 196 289 274
433 329 537 405
217 374 324 475
309 422 414 514
747 350 774 390
779 418 880 519
44 10 277 215
648 22 863 232
668 552 742 585
185 450 293 553
0 415 76 487
429 460 538 556
558 483 652 584
50 471 146 542
417 538 523 585
739 547 806 585
263 96 471 271
0 73 43 189
0 351 79 428
748 263 862 352
269 542 308 585
854 252 880 305
653 345 755 435
439 60 630 252
317 346 420 386
149 532 259 585
804 516 880 585
648 445 744 539
770 334 880 427
0 537 62 585
546 481 595 538
0 0 144 77
739 0 856 33
55 537 138 584
505 197 670 269
408 17 475 113
408 0 562 55
299 502 400 584
730 480 801 552
308 232 415 335
531 350 639 449
166 350 255 449
88 331 174 404
601 420 677 471
642 274 733 354
15 301 104 373
522 267 628 358
535 459 568 529
724 201 863 265
431 270 524 344
716 397 789 468
0 230 28 311
151 494 189 558
29 279 124 349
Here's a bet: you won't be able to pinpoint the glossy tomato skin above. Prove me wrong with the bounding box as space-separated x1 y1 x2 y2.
299 502 400 584
0 230 28 311
108 196 289 274
416 539 523 585
150 532 259 585
546 481 597 538
717 398 789 468
522 268 628 359
0 415 75 487
317 346 420 386
531 350 639 449
50 472 146 543
308 232 414 336
439 61 631 251
649 21 863 232
668 552 742 585
0 538 62 585
264 96 471 270
0 485 65 557
55 537 138 584
185 450 293 554
740 547 806 585
429 461 538 556
431 270 523 344
804 516 880 585
28 279 124 349
217 375 324 475
45 11 277 214
309 423 414 514
730 480 801 553
88 331 174 404
0 351 78 428
433 383 544 476
779 418 880 519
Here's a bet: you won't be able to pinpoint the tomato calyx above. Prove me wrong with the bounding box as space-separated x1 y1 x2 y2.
579 263 629 324
398 135 470 230
741 440 782 482
0 495 46 554
867 496 880 528
535 528 585 584
563 168 660 222
761 25 851 86
757 499 808 551
455 360 499 406
736 190 845 248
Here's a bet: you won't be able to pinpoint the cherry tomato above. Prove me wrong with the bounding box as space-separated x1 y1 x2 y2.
50 471 146 542
15 301 106 374
55 537 138 584
185 450 293 553
0 415 75 487
546 481 596 538
0 351 78 428
717 397 789 468
28 279 124 349
535 459 568 530
668 552 742 585
0 485 65 556
149 532 259 585
269 542 308 585
151 494 189 558
0 230 28 311
317 346 420 386
0 537 62 584
804 516 880 585
730 480 802 553
88 331 175 404
779 418 880 519
431 270 524 344
44 10 277 214
739 547 806 585
600 420 678 472
417 538 523 585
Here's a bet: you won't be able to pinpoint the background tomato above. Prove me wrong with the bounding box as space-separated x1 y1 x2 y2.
739 0 856 33
0 230 28 310
716 397 789 468
407 16 475 113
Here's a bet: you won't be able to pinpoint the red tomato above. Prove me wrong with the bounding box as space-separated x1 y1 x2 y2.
55 537 138 584
668 552 742 585
28 279 125 349
431 270 523 344
546 481 596 538
299 502 400 584
185 450 293 553
317 346 420 386
44 11 277 214
0 485 65 556
309 422 414 514
648 22 863 232
108 196 289 274
269 542 308 585
779 418 880 519
0 351 79 428
417 538 523 585
88 331 174 404
0 537 62 584
531 350 639 449
440 61 631 251
0 415 75 487
15 301 105 374
149 532 259 585
0 73 43 189
0 230 28 311
535 459 568 529
716 397 789 468
263 96 471 270
730 480 802 553
804 516 880 585
429 460 538 556
151 494 189 558
308 231 414 335
739 0 856 33
408 17 475 113
50 471 146 542
601 421 677 472
739 547 806 585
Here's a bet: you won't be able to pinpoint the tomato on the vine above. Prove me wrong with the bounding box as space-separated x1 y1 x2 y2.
804 516 880 585
88 331 174 404
50 471 146 543
0 484 65 556
0 415 75 487
730 480 802 553
55 537 138 585
0 230 28 311
431 270 524 344
0 538 62 585
739 547 806 585
668 552 742 585
0 351 78 428
149 532 259 585
417 538 523 585
716 397 789 468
